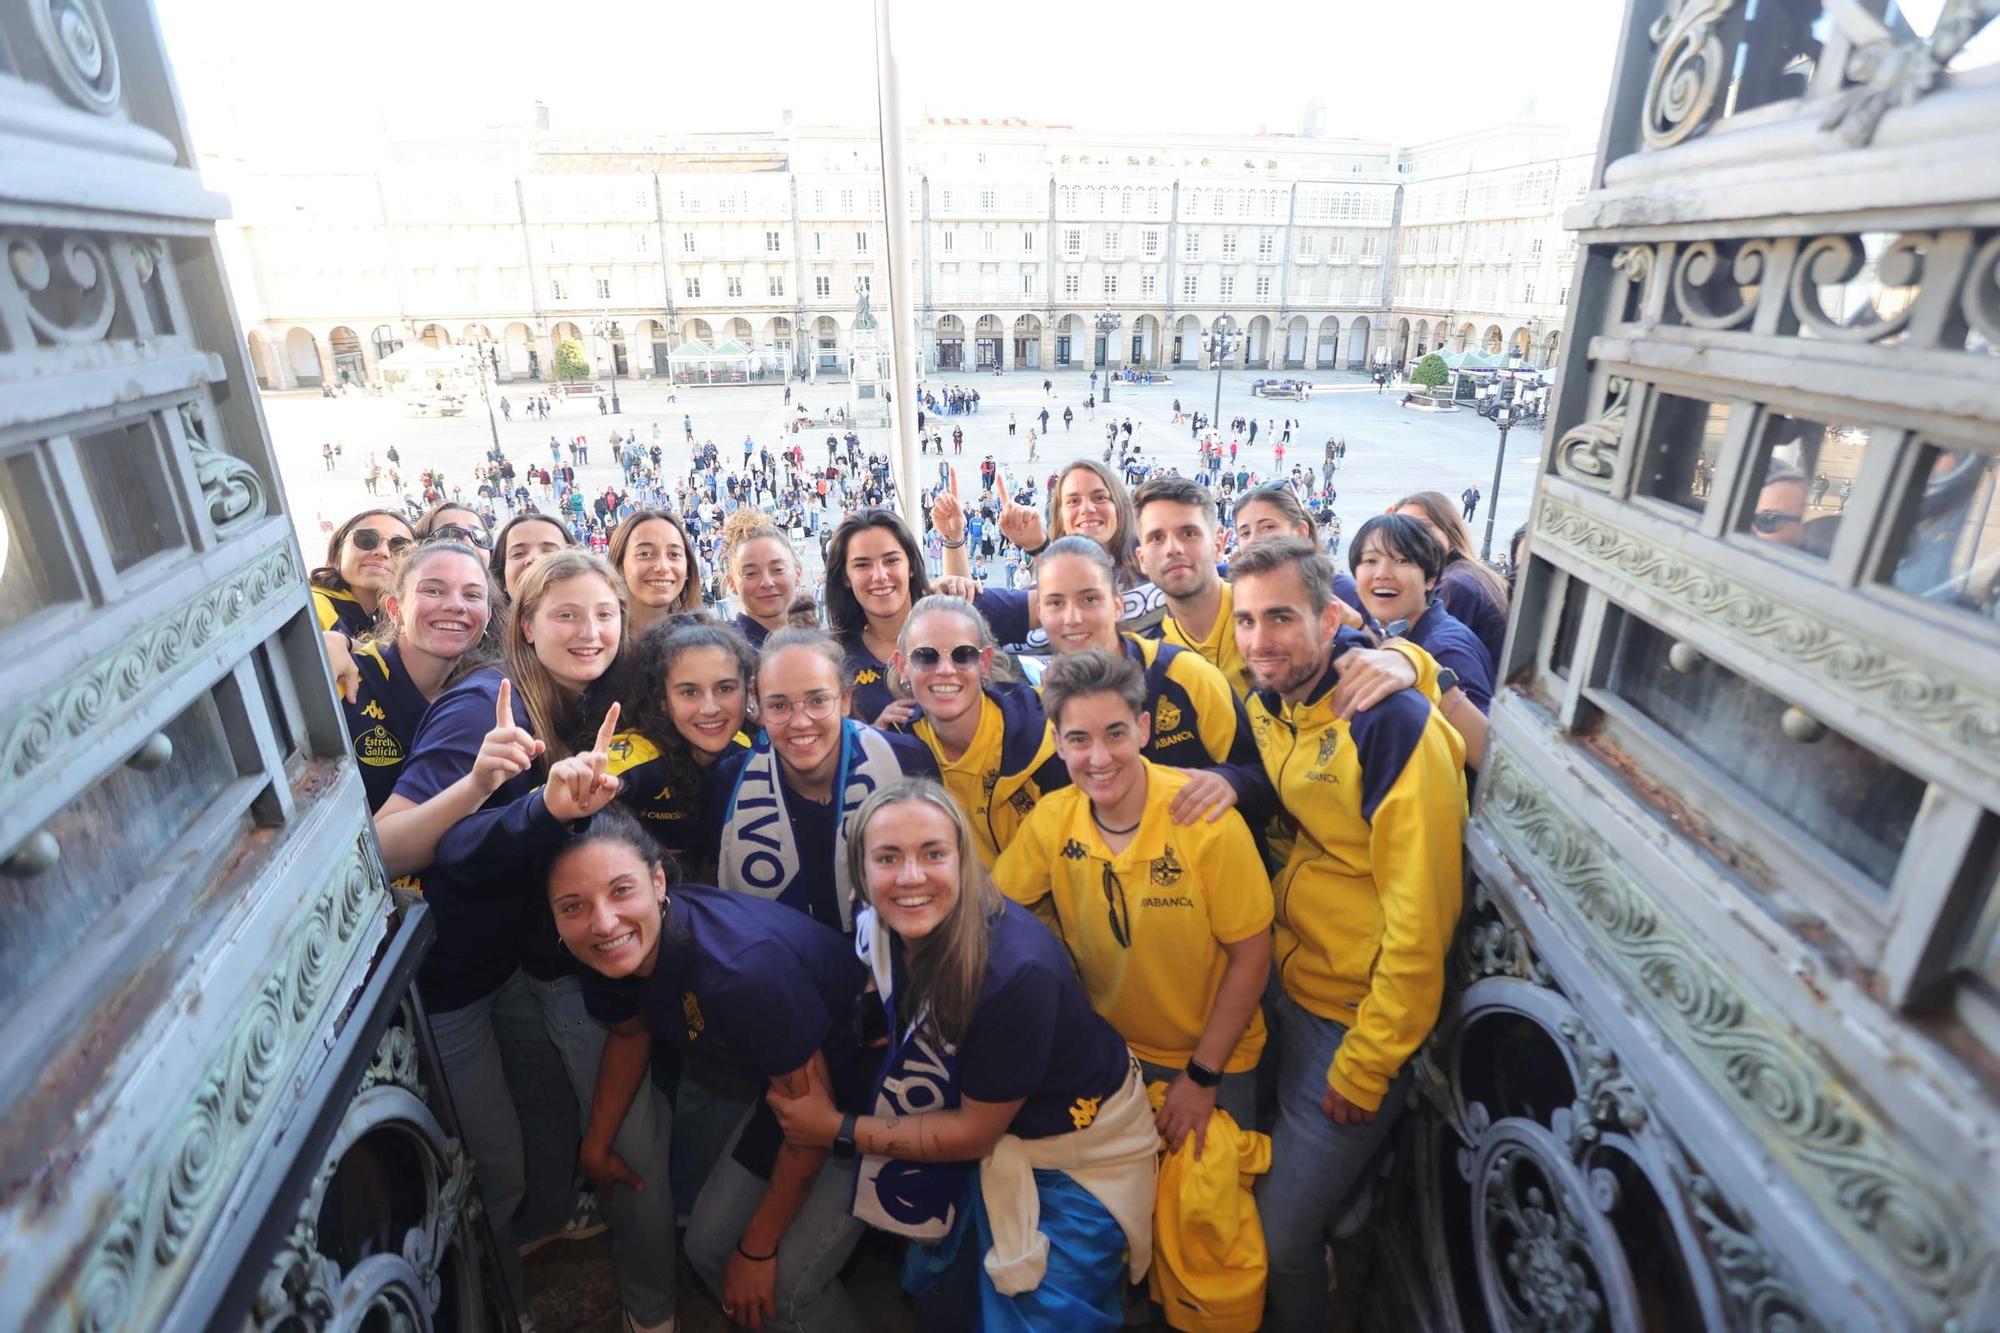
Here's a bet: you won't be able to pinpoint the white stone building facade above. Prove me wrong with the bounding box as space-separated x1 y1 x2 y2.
220 118 1586 392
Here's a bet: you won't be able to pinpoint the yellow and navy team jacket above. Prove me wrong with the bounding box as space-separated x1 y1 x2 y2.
340 641 433 813
1120 635 1276 829
312 584 376 639
1246 630 1467 1113
909 681 1069 871
607 729 743 863
1151 580 1256 702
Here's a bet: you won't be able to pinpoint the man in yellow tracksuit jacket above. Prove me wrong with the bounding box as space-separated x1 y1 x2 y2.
1226 536 1467 1332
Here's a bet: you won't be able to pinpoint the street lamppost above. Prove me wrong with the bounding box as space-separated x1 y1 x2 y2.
1095 308 1123 403
1480 349 1526 561
591 318 624 414
469 335 502 460
1207 318 1239 435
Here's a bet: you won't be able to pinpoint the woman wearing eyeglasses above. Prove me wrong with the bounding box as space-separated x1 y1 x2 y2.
890 595 1067 871
311 508 417 638
993 648 1271 1162
699 628 935 935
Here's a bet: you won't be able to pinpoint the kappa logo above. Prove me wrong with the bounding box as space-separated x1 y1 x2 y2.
1150 846 1184 887
651 783 675 802
1059 839 1089 860
1154 697 1183 732
608 738 632 762
682 991 705 1040
1068 1095 1102 1131
855 668 881 685
360 699 387 721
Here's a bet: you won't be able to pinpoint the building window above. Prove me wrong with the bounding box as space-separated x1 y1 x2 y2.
1140 272 1156 297
1255 274 1271 301
1362 235 1377 255
1221 232 1238 259
1531 236 1545 256
1183 231 1201 259
980 189 997 211
1524 282 1536 302
1023 229 1035 253
1331 234 1346 254
1182 273 1199 300
636 231 650 255
815 275 832 298
681 231 696 254
1142 229 1160 257
1559 283 1571 305
1104 229 1120 258
855 232 869 254
943 230 955 254
1064 272 1081 297
769 276 785 298
1104 274 1118 298
840 189 854 210
1064 228 1082 257
551 276 568 300
726 276 743 298
1219 274 1235 301
595 277 612 300
813 231 825 255
858 275 871 296
1299 233 1315 257
1022 272 1035 295
766 230 782 253
684 277 700 299
982 230 995 255
1257 232 1275 260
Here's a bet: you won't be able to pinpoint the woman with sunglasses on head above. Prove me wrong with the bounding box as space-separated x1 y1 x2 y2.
1350 513 1493 769
824 508 1033 726
547 806 877 1333
699 628 936 937
1390 490 1511 669
403 549 678 1333
490 510 576 603
414 500 491 549
612 508 705 639
890 595 1067 870
766 781 1153 1333
311 508 416 638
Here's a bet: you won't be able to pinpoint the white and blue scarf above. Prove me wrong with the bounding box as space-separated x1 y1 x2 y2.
718 720 903 932
851 905 970 1240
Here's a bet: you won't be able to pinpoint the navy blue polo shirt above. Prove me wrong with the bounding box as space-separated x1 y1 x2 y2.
1406 600 1496 714
340 642 433 812
1435 558 1509 668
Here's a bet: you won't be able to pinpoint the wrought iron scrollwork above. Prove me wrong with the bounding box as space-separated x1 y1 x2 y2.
177 402 268 537
1553 378 1630 488
1643 0 1739 149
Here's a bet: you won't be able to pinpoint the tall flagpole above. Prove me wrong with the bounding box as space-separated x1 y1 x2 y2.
872 0 924 533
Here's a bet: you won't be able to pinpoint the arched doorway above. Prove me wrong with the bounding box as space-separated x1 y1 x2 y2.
631 320 664 376
937 314 965 370
1131 314 1159 368
1014 314 1043 370
726 317 753 345
419 323 451 349
1510 327 1533 361
1173 315 1201 366
1245 316 1271 368
1414 319 1431 359
503 322 534 380
328 327 364 386
1210 317 1240 369
1393 318 1412 367
1484 325 1504 355
370 324 403 365
1283 316 1309 368
768 317 795 377
974 315 1003 370
1347 316 1372 369
283 327 323 386
247 331 279 390
461 323 494 348
1542 328 1562 369
813 316 840 373
1056 314 1083 367
684 318 713 343
1456 322 1476 352
550 321 584 375
1316 316 1340 369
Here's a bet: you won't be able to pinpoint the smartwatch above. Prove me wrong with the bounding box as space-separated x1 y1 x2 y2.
831 1111 859 1159
1184 1058 1223 1089
1436 666 1460 696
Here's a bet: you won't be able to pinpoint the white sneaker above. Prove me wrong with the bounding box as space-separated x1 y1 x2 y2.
517 1190 609 1257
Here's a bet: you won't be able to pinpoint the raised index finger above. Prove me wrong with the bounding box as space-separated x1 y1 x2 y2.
496 677 513 730
594 700 622 753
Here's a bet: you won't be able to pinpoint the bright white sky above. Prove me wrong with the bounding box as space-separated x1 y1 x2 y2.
159 0 1624 159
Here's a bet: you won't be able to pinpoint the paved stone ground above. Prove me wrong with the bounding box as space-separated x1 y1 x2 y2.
260 365 1541 573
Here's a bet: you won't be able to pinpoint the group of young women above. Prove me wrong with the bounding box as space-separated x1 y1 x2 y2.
314 452 1510 1332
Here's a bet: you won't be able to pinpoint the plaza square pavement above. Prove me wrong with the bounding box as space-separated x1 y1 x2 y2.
263 366 1542 575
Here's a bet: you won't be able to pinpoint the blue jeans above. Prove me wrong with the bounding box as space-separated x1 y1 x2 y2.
1254 990 1410 1332
431 971 677 1325
1136 1058 1258 1133
684 1103 869 1333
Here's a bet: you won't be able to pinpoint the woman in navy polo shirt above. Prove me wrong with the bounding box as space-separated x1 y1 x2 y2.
395 550 676 1332
548 806 875 1333
721 515 804 648
700 628 936 936
768 780 1152 1332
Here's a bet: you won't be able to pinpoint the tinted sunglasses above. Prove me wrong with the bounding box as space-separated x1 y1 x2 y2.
907 644 982 670
427 522 491 547
1750 510 1799 534
348 529 413 554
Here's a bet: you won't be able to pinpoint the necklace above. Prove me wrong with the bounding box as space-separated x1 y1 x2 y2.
1091 806 1141 837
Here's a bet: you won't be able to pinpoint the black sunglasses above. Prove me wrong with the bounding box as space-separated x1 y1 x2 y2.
908 644 982 670
428 522 491 547
1101 864 1131 949
348 528 413 554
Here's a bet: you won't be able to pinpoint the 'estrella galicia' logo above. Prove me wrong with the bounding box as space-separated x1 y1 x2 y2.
1059 839 1088 860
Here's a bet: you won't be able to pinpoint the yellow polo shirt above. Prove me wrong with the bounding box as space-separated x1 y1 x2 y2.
921 692 1008 868
1158 581 1256 701
993 760 1272 1071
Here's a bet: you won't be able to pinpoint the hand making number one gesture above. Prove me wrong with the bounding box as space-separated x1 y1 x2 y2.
542 701 623 822
993 465 1047 552
474 678 545 799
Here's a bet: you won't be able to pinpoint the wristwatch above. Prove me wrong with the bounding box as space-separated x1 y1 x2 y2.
1436 667 1460 696
1183 1058 1223 1089
831 1111 859 1159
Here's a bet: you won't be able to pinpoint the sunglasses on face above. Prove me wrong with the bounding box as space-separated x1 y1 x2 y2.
1750 510 1800 534
908 644 982 670
348 529 413 554
428 522 491 547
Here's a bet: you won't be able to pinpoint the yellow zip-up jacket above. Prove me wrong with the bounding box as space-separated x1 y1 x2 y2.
1246 648 1466 1111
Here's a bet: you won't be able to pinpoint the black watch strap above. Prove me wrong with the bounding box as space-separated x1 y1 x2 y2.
831 1111 859 1159
1184 1058 1223 1089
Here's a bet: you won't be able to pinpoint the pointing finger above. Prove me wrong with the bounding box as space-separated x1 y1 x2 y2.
496 677 513 730
595 701 622 752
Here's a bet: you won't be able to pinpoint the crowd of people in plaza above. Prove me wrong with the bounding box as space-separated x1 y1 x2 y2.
307 377 1523 1331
